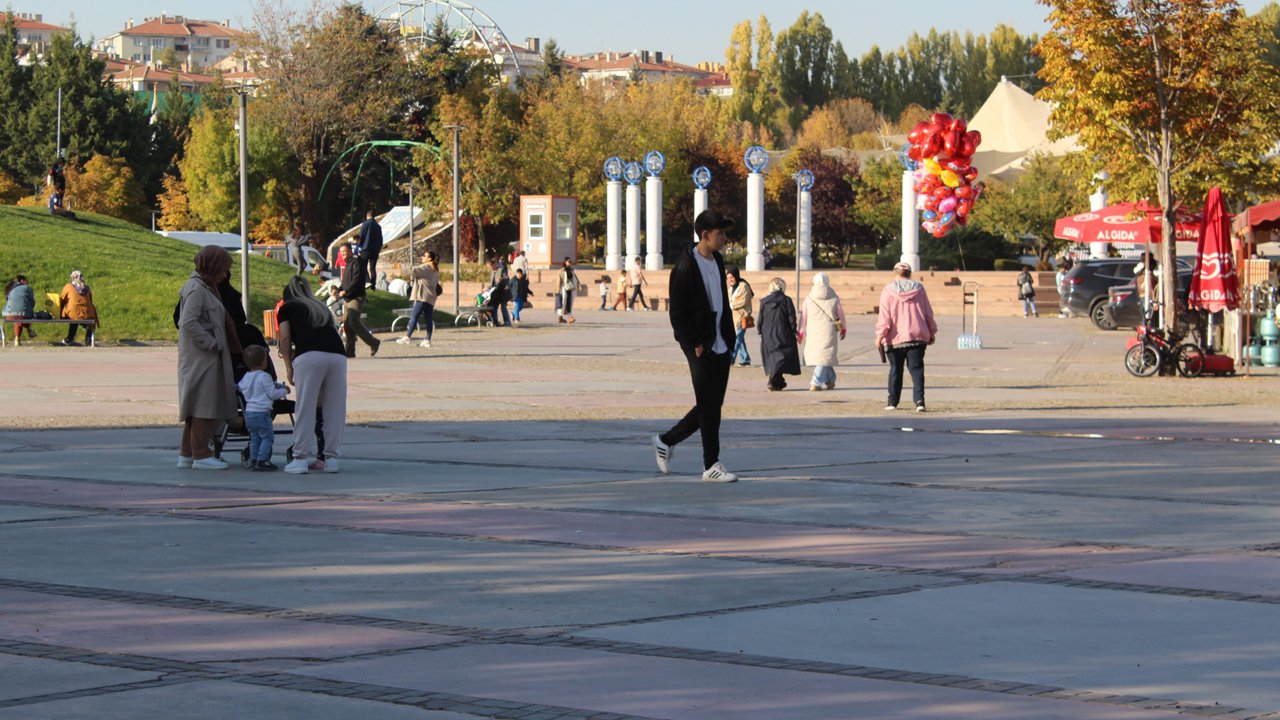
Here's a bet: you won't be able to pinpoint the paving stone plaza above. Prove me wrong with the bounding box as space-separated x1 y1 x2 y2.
2 309 1279 719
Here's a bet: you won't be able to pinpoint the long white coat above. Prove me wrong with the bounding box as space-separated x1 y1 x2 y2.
801 293 846 367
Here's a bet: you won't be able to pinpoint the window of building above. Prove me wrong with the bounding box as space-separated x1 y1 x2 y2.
528 213 544 239
556 213 573 240
151 38 165 47
195 37 209 47
215 39 230 49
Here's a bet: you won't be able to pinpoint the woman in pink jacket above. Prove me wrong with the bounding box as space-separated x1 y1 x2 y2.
875 262 937 412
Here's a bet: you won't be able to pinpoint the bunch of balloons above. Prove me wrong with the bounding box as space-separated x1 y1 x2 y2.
901 112 983 237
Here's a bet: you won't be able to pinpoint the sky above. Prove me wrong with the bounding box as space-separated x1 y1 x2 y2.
29 0 1276 65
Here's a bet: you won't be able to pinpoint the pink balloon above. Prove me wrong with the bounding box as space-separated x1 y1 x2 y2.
938 196 958 213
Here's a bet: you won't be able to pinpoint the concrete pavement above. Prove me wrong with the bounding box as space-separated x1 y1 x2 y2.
2 310 1280 718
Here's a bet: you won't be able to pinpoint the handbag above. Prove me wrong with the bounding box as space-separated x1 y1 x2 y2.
741 315 755 329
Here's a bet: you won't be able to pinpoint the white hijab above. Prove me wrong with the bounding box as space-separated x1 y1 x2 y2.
808 272 835 301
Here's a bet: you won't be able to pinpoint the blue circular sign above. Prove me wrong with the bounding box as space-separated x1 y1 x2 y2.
743 145 768 173
796 169 815 192
603 156 624 181
692 166 712 190
623 161 644 185
644 150 666 176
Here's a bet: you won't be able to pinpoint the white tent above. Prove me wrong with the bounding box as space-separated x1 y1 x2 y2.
968 77 1080 180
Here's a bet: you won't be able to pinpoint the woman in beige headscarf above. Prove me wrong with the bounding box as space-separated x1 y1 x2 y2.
59 270 99 346
176 245 240 470
798 272 847 391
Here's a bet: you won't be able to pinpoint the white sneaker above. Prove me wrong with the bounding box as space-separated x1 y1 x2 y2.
915 403 927 413
284 459 310 474
884 405 897 411
192 457 228 470
396 336 412 345
177 455 193 469
652 434 672 475
323 458 339 473
702 462 738 483
419 339 431 348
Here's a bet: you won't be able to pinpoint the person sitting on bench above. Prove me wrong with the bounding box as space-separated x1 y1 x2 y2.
3 275 36 340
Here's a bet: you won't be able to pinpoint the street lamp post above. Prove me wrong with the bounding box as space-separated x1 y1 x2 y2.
443 125 466 316
236 86 250 319
401 182 415 267
793 169 814 310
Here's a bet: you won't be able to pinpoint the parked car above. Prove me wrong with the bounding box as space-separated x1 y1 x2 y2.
1104 269 1193 330
250 244 332 279
1061 257 1191 329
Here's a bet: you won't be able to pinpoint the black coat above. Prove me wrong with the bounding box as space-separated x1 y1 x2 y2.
341 259 368 300
358 218 383 255
757 290 801 377
668 245 734 354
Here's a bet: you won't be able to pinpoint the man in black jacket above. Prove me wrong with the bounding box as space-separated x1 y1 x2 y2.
652 210 739 482
358 210 383 288
338 244 380 358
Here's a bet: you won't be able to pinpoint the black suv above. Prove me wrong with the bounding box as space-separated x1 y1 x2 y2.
1061 258 1191 329
1103 269 1193 330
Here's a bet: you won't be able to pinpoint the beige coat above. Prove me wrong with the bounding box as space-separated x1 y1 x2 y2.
410 264 440 304
801 293 847 367
177 274 236 421
730 282 754 328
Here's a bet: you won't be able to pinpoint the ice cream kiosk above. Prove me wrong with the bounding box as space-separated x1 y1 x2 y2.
520 195 578 267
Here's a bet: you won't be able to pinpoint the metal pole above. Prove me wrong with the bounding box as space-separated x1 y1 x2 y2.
55 88 62 159
444 125 465 316
238 89 250 318
794 177 801 311
407 183 415 269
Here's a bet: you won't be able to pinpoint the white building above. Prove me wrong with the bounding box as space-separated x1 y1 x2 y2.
6 12 69 58
95 16 247 71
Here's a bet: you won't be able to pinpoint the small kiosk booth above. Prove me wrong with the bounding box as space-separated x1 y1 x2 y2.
519 195 578 268
1228 201 1280 369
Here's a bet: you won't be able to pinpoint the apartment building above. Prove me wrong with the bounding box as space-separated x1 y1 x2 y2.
566 50 712 85
96 15 246 71
5 12 70 56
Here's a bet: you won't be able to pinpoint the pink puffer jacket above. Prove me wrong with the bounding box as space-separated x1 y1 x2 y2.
875 279 937 346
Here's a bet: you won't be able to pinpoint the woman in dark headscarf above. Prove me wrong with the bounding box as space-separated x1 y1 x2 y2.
277 274 348 474
177 245 240 470
756 277 801 391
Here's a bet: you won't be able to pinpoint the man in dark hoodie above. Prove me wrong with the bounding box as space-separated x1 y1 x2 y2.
338 244 381 358
357 210 383 289
652 210 739 482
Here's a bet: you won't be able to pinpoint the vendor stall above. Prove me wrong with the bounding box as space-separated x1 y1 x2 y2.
1227 199 1280 370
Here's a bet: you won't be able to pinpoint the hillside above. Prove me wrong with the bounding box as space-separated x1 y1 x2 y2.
0 206 408 343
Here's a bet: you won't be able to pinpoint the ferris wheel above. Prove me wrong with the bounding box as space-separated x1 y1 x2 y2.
377 0 525 79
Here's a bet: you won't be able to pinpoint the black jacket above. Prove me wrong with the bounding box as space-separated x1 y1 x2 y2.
358 218 383 255
668 245 735 353
341 259 368 300
757 290 801 377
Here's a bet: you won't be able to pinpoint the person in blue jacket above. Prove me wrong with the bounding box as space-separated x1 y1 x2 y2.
357 210 383 289
3 274 36 341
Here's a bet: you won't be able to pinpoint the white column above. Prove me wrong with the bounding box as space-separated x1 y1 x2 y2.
1089 185 1109 259
645 175 663 270
605 180 622 271
693 188 707 244
746 172 765 271
625 183 641 261
797 189 813 271
900 170 920 272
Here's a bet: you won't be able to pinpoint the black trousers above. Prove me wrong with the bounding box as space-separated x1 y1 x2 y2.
661 348 731 470
364 253 380 286
887 344 927 406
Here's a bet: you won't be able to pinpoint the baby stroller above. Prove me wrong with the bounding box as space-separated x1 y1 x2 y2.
212 321 296 466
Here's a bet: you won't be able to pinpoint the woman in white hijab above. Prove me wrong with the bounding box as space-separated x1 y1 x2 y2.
797 273 847 390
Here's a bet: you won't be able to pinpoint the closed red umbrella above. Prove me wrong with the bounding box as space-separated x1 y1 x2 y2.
1189 187 1238 312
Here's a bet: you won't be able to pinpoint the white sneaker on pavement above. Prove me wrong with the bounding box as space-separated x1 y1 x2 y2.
884 405 897 411
652 434 672 475
323 458 339 473
396 336 412 345
701 462 738 483
192 457 228 470
177 455 193 469
419 339 431 348
284 459 310 474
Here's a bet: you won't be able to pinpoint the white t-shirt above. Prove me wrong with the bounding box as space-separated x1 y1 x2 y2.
693 250 728 355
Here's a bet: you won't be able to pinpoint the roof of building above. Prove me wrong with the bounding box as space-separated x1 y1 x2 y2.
4 13 68 32
695 73 732 90
105 62 215 86
568 52 710 77
120 16 245 38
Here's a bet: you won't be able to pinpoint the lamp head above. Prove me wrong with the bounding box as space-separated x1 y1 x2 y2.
692 166 712 190
743 145 768 173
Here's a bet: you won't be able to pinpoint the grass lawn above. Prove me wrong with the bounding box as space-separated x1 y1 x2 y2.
0 206 446 343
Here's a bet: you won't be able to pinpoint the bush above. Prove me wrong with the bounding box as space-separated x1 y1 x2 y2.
993 259 1024 271
875 226 1018 271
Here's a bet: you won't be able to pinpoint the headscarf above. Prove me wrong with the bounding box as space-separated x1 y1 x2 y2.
70 270 88 295
282 274 336 329
768 277 786 294
808 272 836 301
194 245 232 288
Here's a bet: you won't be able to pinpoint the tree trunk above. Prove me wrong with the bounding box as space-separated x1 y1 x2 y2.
477 217 487 262
1156 147 1177 336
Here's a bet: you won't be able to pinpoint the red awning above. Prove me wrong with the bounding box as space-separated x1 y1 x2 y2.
1230 198 1280 236
1054 201 1202 245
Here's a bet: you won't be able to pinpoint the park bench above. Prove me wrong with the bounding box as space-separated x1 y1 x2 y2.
2 318 97 347
390 307 413 333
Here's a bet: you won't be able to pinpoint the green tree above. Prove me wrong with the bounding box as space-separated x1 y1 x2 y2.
1037 0 1280 327
849 157 904 252
66 155 146 223
774 12 849 129
973 154 1087 266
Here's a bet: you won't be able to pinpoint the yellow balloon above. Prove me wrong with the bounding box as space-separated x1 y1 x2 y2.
940 170 961 188
923 158 943 174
